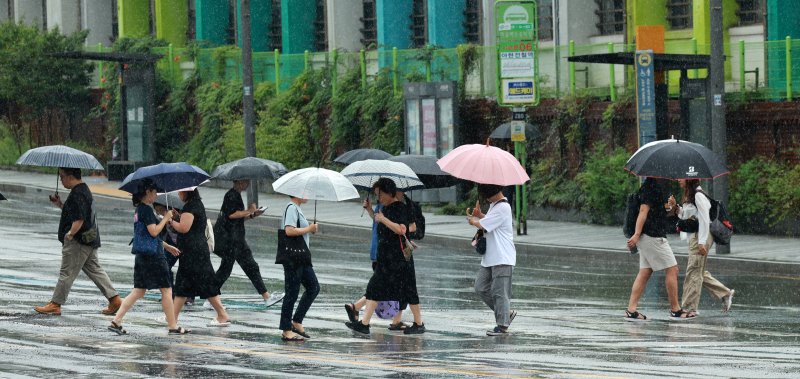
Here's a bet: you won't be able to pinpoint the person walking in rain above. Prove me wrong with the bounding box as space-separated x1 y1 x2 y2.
278 195 320 341
624 178 695 321
213 179 284 307
466 184 517 336
107 180 190 335
169 188 230 326
346 178 426 336
34 167 121 316
671 179 735 316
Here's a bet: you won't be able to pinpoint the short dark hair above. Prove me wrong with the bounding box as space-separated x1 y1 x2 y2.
477 184 504 200
132 179 158 206
373 177 397 198
59 167 81 180
182 188 201 202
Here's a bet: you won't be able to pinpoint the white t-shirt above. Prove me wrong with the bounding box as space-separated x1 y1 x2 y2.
479 199 516 267
283 202 310 247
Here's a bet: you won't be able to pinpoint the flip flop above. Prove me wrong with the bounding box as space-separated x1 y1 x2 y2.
168 326 192 335
265 292 285 308
292 327 311 339
281 334 305 342
108 320 128 335
207 318 231 327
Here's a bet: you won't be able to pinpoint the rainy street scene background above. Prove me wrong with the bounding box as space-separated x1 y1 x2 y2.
2 0 800 378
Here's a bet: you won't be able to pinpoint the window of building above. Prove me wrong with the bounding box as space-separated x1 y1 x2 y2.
41 0 47 29
666 0 692 30
314 0 327 51
463 0 481 44
410 0 427 48
538 0 553 42
7 0 14 21
360 0 377 49
736 0 763 26
595 0 625 36
187 0 196 41
227 0 237 45
111 1 118 41
269 0 281 51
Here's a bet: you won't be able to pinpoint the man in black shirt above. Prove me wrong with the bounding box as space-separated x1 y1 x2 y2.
623 178 694 321
34 168 120 316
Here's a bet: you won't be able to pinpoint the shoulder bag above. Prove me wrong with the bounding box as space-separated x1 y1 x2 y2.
275 204 312 266
132 211 160 255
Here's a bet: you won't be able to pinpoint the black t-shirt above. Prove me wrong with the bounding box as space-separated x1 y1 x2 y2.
136 203 164 254
58 183 100 247
218 189 245 242
639 183 668 238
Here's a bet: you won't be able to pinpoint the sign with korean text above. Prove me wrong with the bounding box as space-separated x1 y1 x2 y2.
635 50 656 147
495 0 538 106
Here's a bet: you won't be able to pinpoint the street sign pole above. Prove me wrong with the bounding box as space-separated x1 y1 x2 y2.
710 0 729 254
241 0 258 205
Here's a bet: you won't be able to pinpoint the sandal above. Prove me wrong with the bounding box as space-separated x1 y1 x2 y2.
623 310 647 322
168 326 192 335
108 320 128 335
292 326 310 339
669 309 697 321
388 322 409 331
281 334 305 342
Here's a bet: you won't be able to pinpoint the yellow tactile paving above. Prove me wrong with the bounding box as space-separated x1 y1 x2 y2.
89 183 131 199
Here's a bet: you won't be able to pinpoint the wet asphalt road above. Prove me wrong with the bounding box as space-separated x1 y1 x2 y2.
1 189 799 378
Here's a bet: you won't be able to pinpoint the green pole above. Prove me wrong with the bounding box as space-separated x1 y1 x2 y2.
168 43 174 85
569 40 575 95
426 46 432 82
521 142 527 233
739 39 745 92
514 141 521 232
304 50 310 71
692 38 699 78
787 36 793 101
608 42 617 101
392 47 399 95
360 49 367 91
331 49 338 95
274 49 280 95
97 43 104 86
457 44 465 92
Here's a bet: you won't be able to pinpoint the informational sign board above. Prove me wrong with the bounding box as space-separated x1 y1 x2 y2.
635 50 656 147
510 120 527 141
495 0 538 106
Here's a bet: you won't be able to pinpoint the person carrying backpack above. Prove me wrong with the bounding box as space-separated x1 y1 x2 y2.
670 179 735 316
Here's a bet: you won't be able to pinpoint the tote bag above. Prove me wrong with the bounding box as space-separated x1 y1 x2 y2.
275 204 312 266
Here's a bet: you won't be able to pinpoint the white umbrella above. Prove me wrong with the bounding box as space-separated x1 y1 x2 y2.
272 167 359 221
340 159 424 191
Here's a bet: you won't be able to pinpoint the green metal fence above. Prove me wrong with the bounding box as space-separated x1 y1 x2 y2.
88 38 799 101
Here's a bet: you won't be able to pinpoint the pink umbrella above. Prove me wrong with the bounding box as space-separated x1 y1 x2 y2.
437 141 530 185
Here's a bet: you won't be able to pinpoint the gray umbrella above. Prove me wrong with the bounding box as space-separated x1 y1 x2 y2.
154 192 184 211
388 154 459 189
490 121 541 140
16 145 104 170
334 148 392 165
211 157 288 181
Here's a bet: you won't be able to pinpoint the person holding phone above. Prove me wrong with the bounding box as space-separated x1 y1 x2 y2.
213 179 284 308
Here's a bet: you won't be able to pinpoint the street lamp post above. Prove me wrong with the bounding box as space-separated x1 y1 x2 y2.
710 0 729 254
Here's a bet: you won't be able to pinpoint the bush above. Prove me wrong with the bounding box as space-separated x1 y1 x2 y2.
728 158 782 230
576 143 639 224
527 158 583 210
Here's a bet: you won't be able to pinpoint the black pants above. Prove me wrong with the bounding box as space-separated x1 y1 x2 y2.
280 264 319 331
214 242 267 295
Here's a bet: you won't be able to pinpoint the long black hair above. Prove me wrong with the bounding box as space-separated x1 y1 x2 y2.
182 188 201 203
132 179 158 206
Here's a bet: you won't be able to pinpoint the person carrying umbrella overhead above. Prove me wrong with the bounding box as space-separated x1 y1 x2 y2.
34 167 121 316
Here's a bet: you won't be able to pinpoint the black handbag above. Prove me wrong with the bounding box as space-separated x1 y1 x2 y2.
472 229 486 255
275 204 312 266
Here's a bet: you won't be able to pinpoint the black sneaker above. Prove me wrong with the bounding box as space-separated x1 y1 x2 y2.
345 320 370 335
486 325 508 336
403 322 426 335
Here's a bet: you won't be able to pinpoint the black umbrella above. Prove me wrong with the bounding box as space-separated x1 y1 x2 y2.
624 138 729 180
119 162 211 194
211 157 288 180
16 145 104 194
388 154 459 188
490 121 541 140
334 148 392 165
0 192 6 201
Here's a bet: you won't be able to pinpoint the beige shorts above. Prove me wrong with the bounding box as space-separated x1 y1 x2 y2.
637 234 678 271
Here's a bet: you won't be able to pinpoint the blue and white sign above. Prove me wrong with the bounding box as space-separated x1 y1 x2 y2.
635 50 656 147
501 79 535 104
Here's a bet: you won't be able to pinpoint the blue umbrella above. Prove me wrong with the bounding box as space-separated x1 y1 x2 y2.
119 162 210 194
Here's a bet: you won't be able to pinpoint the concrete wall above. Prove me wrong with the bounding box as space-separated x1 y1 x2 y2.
14 0 44 29
560 0 596 45
82 0 114 46
281 0 316 53
427 0 465 48
766 0 800 92
326 0 363 52
195 0 229 47
729 25 765 91
118 0 150 38
0 0 9 23
236 0 271 52
377 0 412 50
154 0 188 46
46 0 79 33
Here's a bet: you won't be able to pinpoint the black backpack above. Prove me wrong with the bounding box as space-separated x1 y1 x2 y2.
697 190 734 245
623 192 640 239
407 199 425 240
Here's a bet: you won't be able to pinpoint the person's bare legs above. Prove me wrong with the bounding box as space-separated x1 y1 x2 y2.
409 304 423 325
112 288 145 325
627 268 653 312
173 296 187 320
360 300 378 325
159 288 177 330
354 296 367 311
207 295 229 323
390 310 404 326
664 265 681 311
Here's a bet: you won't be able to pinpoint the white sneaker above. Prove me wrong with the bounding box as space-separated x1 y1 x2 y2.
265 292 285 308
722 289 735 312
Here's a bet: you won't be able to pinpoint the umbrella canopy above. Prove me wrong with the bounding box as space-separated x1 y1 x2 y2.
333 148 392 165
624 138 729 180
119 162 211 194
340 159 425 192
388 154 459 189
489 121 541 140
0 192 6 201
16 145 104 170
211 157 288 181
154 192 184 210
272 167 359 201
437 143 530 185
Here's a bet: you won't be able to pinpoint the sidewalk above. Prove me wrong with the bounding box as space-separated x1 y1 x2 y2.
1 169 798 263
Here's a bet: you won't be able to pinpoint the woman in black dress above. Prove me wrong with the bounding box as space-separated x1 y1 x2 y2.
108 180 189 335
170 188 230 326
345 178 426 335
